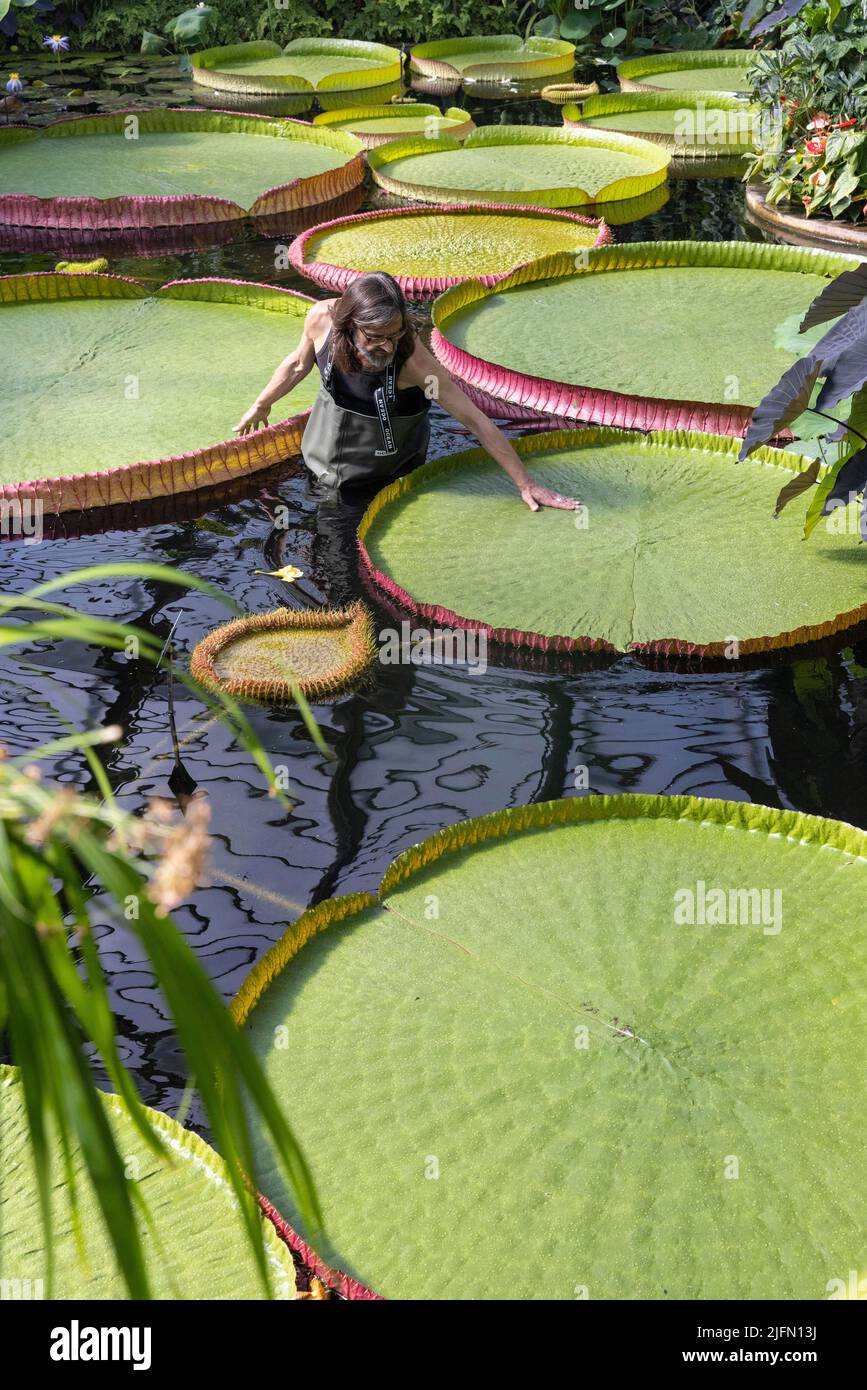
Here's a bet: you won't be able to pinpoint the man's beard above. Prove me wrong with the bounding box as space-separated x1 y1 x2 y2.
352 338 396 373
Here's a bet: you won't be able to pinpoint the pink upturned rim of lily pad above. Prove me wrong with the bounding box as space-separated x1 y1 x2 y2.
428 242 860 436
0 271 316 515
356 426 867 661
0 109 366 230
287 201 613 299
257 1193 382 1300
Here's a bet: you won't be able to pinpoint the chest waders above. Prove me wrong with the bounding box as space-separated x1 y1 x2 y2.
301 334 431 489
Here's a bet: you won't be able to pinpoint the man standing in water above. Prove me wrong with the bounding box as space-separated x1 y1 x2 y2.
234 270 578 511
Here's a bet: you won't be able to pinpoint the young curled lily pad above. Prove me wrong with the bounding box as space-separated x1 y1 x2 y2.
190 602 376 704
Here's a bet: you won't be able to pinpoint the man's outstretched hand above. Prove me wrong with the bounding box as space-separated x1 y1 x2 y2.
519 482 581 513
233 403 271 436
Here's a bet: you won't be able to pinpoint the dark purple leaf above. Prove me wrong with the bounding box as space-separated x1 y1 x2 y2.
753 0 811 36
741 0 768 31
800 264 867 332
772 458 816 519
773 457 821 517
739 355 822 460
809 299 867 374
822 446 867 515
816 335 867 410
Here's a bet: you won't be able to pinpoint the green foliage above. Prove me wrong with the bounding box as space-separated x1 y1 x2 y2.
745 0 867 221
518 0 722 63
68 0 518 51
0 562 323 1298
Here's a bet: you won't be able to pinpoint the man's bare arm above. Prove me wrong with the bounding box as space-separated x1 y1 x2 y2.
405 342 579 512
233 302 324 436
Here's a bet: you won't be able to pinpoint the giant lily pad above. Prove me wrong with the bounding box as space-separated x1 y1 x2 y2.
430 241 858 434
410 34 575 84
191 38 402 95
0 273 319 514
0 1066 295 1299
617 49 767 94
0 109 364 231
232 792 867 1300
358 426 867 657
564 91 758 159
190 602 376 705
313 103 475 148
367 125 670 208
289 203 612 299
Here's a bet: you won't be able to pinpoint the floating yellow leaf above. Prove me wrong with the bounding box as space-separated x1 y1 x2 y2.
55 258 110 274
254 565 304 582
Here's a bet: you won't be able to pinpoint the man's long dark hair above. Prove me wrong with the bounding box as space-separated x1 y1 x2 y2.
330 271 423 376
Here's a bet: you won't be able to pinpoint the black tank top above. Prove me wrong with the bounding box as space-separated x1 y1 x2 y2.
314 325 430 418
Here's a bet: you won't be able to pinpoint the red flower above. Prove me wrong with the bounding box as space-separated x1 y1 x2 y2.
805 137 827 155
836 117 858 129
807 113 830 131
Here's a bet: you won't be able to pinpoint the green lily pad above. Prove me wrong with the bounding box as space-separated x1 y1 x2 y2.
0 274 319 512
617 49 767 94
0 1065 295 1299
430 242 858 429
367 125 670 208
234 793 867 1300
358 427 867 656
0 112 357 206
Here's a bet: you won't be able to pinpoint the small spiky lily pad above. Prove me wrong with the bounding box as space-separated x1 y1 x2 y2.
190 602 376 704
232 793 867 1300
0 1065 296 1299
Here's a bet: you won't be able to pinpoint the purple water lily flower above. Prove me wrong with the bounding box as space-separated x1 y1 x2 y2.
43 34 70 54
5 73 24 95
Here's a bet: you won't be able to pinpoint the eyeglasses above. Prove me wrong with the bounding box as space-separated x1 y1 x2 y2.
355 325 402 349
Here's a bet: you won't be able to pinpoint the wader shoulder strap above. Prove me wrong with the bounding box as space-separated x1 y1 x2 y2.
373 360 398 457
322 326 399 457
322 327 335 391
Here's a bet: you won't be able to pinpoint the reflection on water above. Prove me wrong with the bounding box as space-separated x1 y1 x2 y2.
3 76 862 1127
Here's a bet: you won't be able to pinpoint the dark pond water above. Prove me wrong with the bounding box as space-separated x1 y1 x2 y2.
3 61 867 1126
